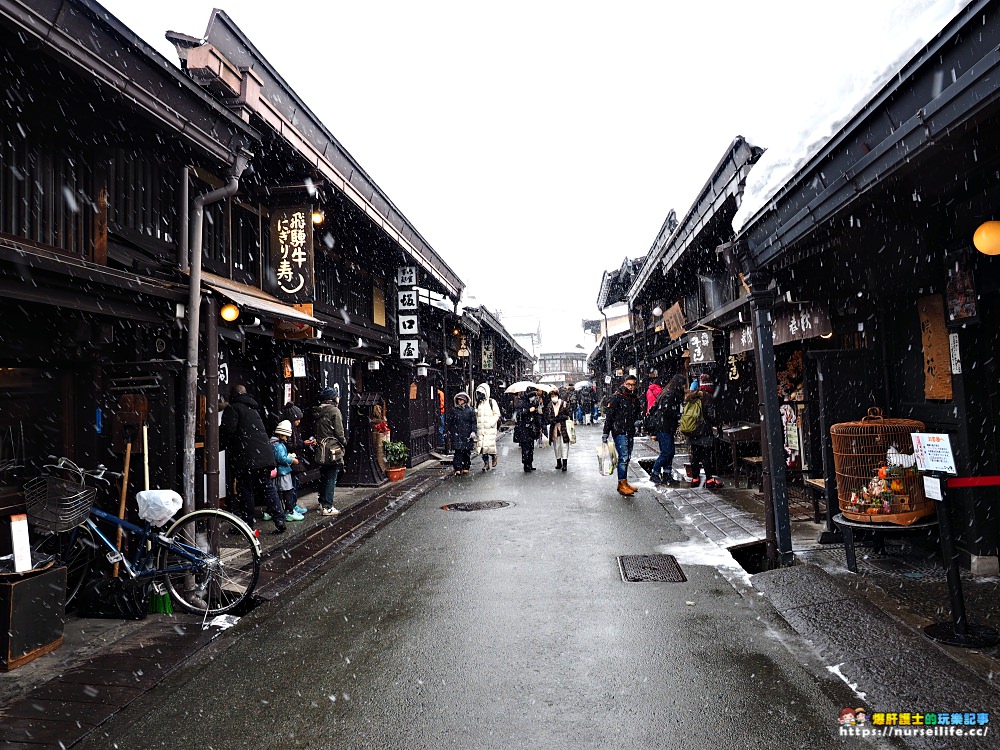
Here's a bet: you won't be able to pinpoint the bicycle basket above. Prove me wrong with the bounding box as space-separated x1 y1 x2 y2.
22 475 97 532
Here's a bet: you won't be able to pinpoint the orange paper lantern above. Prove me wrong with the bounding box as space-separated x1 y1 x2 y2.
973 221 1000 255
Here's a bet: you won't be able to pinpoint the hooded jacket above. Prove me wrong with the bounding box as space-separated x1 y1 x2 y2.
603 383 641 439
220 392 276 472
447 392 478 451
314 401 347 467
474 383 501 455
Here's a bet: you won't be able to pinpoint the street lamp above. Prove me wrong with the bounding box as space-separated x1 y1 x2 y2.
973 221 1000 255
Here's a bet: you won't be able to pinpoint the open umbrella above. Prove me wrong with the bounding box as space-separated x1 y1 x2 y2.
504 381 542 394
573 381 593 390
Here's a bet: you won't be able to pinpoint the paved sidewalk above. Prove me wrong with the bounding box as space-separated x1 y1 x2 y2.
0 460 450 748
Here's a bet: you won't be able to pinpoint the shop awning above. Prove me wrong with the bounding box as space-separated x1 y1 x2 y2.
729 303 832 354
201 272 322 327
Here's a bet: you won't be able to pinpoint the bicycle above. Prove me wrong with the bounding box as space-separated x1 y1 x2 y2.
25 458 261 616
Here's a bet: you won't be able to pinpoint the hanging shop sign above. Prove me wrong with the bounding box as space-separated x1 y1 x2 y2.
772 304 833 346
397 289 418 310
687 330 715 364
729 323 755 355
664 302 686 341
399 339 419 360
269 207 314 302
917 294 953 400
397 266 418 287
945 250 978 325
398 314 419 336
482 335 495 371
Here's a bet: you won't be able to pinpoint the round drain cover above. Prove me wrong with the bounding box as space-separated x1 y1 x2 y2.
441 501 511 512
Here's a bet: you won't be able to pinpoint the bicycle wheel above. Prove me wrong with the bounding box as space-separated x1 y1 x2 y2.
31 525 97 606
157 509 261 616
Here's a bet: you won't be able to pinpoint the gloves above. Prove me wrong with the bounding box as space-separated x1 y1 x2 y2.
602 434 609 443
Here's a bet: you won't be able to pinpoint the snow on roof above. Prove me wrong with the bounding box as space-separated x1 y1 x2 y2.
733 0 971 233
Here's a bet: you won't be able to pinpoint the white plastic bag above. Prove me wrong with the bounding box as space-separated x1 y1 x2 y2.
597 441 618 476
136 489 183 527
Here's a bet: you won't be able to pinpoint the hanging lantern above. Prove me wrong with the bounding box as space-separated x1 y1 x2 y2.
220 303 240 322
973 221 1000 255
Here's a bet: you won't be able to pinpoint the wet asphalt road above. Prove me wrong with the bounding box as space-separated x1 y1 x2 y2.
82 427 879 750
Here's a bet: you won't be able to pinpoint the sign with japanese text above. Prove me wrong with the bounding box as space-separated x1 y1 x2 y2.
398 314 419 336
269 207 314 301
911 432 957 475
664 302 685 341
399 339 419 359
772 304 832 346
918 294 953 400
729 323 755 355
482 335 495 370
687 330 715 364
396 266 418 287
397 289 418 310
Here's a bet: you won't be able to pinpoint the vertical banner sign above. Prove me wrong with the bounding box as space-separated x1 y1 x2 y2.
687 331 715 364
917 294 953 400
270 207 314 301
482 335 495 370
397 266 419 361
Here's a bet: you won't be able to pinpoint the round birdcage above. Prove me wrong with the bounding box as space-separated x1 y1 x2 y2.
22 475 96 532
830 407 934 525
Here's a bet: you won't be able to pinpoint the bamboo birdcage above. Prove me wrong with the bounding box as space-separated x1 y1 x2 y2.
830 407 935 525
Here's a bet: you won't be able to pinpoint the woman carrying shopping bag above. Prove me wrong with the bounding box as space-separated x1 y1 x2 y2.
543 388 573 472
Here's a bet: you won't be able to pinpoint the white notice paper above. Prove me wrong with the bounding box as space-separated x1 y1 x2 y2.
910 433 957 475
923 475 943 501
10 513 31 572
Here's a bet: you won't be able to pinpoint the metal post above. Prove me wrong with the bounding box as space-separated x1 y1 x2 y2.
205 295 219 511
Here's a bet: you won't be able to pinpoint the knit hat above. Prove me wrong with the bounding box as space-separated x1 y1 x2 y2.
318 385 339 402
274 420 293 437
283 403 304 421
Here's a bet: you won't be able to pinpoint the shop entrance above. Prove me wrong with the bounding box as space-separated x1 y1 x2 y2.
407 379 439 464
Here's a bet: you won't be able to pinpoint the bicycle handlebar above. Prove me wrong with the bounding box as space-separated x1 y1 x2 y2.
42 457 123 482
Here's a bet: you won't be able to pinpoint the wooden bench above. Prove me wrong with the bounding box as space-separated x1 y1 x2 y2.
803 477 825 524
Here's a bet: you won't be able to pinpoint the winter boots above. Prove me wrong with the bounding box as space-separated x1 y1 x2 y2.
561 459 567 472
617 479 636 496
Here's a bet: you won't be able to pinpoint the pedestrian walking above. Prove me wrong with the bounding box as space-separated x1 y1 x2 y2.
220 384 286 533
447 391 477 475
543 388 572 471
270 421 305 522
314 385 346 516
513 387 543 472
647 373 686 486
602 375 641 495
474 383 501 472
578 384 595 426
680 383 723 488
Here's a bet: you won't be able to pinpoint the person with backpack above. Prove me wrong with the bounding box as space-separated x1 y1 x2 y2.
602 375 641 495
680 383 723 488
647 373 687 486
314 385 346 516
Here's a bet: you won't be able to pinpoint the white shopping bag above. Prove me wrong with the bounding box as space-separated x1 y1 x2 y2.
137 489 183 527
597 441 618 476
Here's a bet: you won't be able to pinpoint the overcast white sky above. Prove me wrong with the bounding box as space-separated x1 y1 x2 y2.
98 0 968 353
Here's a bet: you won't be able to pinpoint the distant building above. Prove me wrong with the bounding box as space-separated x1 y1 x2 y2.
537 351 589 387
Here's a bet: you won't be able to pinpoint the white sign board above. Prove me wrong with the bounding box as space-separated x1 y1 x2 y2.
923 475 943 501
291 356 307 378
949 332 962 374
397 289 418 310
10 513 31 572
399 339 419 360
398 314 419 335
910 432 957 475
396 266 417 286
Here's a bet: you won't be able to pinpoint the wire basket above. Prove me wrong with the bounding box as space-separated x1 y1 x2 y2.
23 475 97 532
830 407 934 525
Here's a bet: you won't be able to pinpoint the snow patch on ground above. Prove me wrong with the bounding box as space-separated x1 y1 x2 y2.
827 662 869 701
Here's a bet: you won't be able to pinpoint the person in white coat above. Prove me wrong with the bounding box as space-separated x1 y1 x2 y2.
474 383 502 471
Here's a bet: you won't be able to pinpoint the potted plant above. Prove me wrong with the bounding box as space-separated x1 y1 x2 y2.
383 440 409 481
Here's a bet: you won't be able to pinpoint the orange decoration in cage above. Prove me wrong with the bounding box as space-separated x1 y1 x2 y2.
830 407 936 525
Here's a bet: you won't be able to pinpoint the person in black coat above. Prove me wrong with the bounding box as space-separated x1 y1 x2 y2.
220 384 285 533
513 387 543 472
648 373 687 486
446 391 477 475
602 375 641 495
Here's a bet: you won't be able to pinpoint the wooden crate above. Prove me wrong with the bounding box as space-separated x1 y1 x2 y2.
0 563 66 671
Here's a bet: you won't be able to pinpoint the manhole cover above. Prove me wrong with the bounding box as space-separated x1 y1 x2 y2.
618 554 687 582
441 501 511 512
